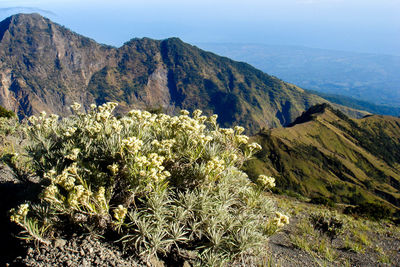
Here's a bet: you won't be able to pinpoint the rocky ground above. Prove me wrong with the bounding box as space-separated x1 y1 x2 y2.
267 196 400 267
13 235 140 267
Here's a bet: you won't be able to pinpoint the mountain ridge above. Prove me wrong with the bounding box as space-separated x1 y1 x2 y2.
0 13 367 134
246 104 400 210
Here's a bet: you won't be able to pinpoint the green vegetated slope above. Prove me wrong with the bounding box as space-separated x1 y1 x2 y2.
246 103 400 210
0 13 366 134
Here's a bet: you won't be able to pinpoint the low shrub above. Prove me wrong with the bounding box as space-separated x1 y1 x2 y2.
10 103 288 265
310 212 343 241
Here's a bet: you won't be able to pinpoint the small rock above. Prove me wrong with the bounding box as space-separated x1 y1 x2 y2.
53 238 67 249
148 256 165 267
27 247 34 255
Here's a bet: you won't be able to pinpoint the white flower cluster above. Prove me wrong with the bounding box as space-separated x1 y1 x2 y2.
220 128 234 136
94 187 108 212
85 121 102 136
151 139 175 156
68 184 92 208
248 142 262 151
10 203 29 225
70 102 81 112
25 102 268 191
274 211 290 227
107 163 119 175
27 112 59 132
96 102 118 122
113 205 128 222
42 184 59 203
54 163 79 190
122 137 143 155
234 126 245 134
257 175 276 189
235 134 249 144
133 152 171 184
65 148 80 161
204 157 226 180
41 164 108 214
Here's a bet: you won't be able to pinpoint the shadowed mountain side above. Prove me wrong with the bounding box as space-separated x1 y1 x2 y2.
0 14 367 134
245 104 400 210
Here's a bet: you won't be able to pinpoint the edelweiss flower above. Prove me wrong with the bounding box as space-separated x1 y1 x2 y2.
220 128 234 136
10 203 30 224
180 109 190 116
108 163 119 175
248 142 262 151
274 212 289 227
64 127 77 137
192 109 202 118
28 115 38 125
257 175 275 189
122 136 143 154
42 184 59 202
236 134 249 144
209 114 218 124
65 148 80 161
234 126 245 134
113 205 128 222
70 102 81 111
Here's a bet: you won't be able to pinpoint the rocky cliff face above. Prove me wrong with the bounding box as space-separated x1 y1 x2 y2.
0 13 366 133
0 13 114 116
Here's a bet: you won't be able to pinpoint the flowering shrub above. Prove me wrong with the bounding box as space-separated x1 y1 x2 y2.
11 102 288 265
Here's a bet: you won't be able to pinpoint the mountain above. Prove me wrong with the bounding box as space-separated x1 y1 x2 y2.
245 104 400 210
306 90 400 117
197 43 400 108
0 14 366 134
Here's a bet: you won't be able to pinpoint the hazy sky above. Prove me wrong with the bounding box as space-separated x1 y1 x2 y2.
0 0 399 55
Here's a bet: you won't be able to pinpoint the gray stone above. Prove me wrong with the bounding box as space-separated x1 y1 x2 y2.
53 238 67 249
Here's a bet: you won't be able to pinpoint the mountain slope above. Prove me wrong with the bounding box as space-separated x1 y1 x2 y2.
245 104 400 209
0 14 366 134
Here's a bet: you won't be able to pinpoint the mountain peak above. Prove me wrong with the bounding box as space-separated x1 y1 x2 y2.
0 13 55 45
11 12 44 19
0 13 43 41
7 13 48 27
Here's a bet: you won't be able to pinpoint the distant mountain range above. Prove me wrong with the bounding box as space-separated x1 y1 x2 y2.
246 104 400 210
0 13 366 134
306 90 400 117
197 43 400 109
